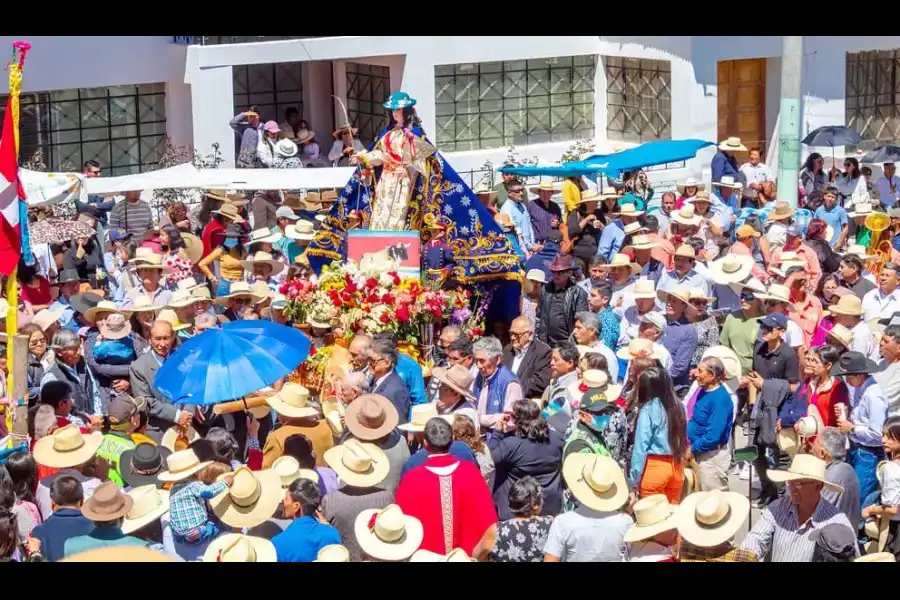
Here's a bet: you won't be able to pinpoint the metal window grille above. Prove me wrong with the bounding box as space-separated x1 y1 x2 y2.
434 55 596 152
232 62 304 126
845 50 900 151
194 36 327 45
605 56 672 143
0 83 167 175
346 62 390 147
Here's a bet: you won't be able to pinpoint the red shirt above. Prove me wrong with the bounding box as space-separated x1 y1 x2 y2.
21 276 52 306
395 453 497 556
202 220 226 260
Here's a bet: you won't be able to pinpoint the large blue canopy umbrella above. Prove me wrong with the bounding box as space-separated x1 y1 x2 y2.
153 320 311 405
582 139 716 175
498 161 616 179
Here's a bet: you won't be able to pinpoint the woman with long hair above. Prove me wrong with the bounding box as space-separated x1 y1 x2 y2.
566 191 602 274
159 201 193 233
4 453 40 539
197 223 248 298
835 157 868 209
629 368 688 504
159 224 194 288
779 345 849 437
861 416 900 558
16 262 51 312
801 152 829 198
805 218 840 275
490 399 563 520
451 414 494 490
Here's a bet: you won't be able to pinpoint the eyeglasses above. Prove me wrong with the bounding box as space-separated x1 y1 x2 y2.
740 292 756 301
367 355 384 366
844 163 853 168
509 331 531 339
764 299 781 307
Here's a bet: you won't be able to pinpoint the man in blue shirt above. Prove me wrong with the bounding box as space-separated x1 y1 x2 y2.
659 286 698 388
813 187 849 249
31 475 94 562
687 356 734 492
272 478 341 562
49 269 84 332
596 195 644 261
499 181 536 253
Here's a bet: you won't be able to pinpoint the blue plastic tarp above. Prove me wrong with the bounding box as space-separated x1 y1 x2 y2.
582 139 715 174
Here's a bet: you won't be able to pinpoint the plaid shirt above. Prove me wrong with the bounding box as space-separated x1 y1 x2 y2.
168 480 228 536
733 205 813 243
677 540 758 562
597 307 620 354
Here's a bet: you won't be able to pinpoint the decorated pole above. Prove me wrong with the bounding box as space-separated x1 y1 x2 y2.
1 41 32 443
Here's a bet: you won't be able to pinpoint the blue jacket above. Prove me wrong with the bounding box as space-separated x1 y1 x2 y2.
687 385 733 454
660 317 698 387
525 241 562 280
373 370 412 425
711 151 743 185
596 220 624 262
629 398 673 486
31 507 94 562
395 354 427 410
272 516 341 562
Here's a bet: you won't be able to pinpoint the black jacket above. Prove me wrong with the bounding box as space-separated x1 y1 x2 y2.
806 238 840 274
536 281 588 347
501 339 552 399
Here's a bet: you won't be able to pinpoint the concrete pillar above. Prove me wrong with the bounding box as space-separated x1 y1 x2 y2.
303 61 335 134
190 65 236 166
164 81 193 148
777 36 803 209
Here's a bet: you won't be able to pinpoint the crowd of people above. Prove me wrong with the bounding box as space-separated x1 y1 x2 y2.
0 131 898 563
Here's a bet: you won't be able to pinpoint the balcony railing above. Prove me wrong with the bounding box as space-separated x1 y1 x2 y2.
171 36 328 45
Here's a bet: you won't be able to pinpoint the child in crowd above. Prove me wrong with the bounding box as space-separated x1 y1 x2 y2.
862 417 900 558
91 313 139 366
160 448 235 545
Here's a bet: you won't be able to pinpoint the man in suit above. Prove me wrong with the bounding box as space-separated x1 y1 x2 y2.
367 338 411 425
502 316 551 400
129 320 193 442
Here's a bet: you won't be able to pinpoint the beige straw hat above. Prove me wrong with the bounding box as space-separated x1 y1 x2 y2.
84 300 131 325
397 403 440 433
718 137 747 152
315 544 351 562
766 454 843 492
324 439 390 488
271 455 318 488
709 254 754 285
203 533 277 563
677 490 750 547
33 425 103 469
623 494 682 543
241 251 285 276
160 425 200 452
354 504 424 561
601 253 640 274
265 383 317 419
121 485 170 535
210 466 283 528
156 448 212 483
631 278 657 300
561 453 629 511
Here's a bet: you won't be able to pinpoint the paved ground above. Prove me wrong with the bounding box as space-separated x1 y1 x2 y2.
726 428 763 545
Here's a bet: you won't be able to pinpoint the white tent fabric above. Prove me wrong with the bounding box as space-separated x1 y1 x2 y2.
20 169 87 207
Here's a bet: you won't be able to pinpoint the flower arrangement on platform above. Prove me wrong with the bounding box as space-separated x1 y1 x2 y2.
450 287 490 340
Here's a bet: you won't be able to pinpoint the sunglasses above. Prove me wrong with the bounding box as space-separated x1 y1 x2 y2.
740 292 756 301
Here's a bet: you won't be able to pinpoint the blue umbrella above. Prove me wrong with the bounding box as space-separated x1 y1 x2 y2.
801 125 862 148
582 139 716 175
498 161 615 179
153 320 311 405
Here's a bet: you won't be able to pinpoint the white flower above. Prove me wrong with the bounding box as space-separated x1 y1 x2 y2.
460 196 471 207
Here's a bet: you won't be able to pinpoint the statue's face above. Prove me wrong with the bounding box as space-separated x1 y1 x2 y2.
392 108 404 125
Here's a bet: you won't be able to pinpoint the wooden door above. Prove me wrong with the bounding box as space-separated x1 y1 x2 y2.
718 59 767 163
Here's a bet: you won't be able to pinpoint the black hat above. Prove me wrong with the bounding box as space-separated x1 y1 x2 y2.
118 443 172 488
56 269 82 285
69 292 103 316
877 311 900 327
809 523 857 561
830 351 882 377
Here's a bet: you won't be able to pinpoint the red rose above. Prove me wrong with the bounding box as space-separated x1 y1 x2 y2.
379 313 390 324
396 306 410 322
279 283 288 294
341 290 353 302
366 278 378 290
309 347 317 356
366 293 380 304
332 296 342 307
471 327 484 337
391 273 401 285
381 293 395 305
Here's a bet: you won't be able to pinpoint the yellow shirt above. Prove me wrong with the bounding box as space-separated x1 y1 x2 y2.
562 180 582 217
198 247 245 282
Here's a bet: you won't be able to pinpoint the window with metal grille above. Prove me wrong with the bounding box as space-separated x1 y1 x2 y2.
434 55 597 152
605 56 672 143
197 36 326 45
346 62 390 147
232 62 304 134
0 83 167 175
845 50 900 151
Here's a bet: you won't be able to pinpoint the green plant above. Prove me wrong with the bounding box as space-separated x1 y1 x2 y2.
150 138 224 213
560 138 596 164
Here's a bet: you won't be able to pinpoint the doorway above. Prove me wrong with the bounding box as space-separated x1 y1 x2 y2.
717 58 767 162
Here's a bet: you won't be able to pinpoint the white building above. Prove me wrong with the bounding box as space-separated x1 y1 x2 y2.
4 35 900 187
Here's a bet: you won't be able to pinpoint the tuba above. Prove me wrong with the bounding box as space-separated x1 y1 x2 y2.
865 211 893 276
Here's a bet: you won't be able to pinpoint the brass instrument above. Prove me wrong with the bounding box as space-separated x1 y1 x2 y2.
865 211 893 276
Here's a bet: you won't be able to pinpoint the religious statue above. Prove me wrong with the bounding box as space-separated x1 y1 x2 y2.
306 90 523 322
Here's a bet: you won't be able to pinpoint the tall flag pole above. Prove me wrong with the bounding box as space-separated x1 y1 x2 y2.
0 41 31 442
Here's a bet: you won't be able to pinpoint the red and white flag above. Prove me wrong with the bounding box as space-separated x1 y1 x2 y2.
0 93 25 276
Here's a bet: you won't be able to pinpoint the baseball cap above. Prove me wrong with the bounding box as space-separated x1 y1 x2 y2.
760 313 788 330
263 120 280 134
108 395 139 425
275 206 300 221
786 224 803 237
640 311 666 332
735 224 760 239
109 228 131 242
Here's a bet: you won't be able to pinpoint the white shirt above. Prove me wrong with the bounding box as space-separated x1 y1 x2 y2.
740 162 774 199
617 305 649 349
766 220 788 249
875 175 900 208
589 341 619 383
610 279 636 318
511 343 531 376
781 319 804 348
861 287 900 323
36 470 102 520
850 319 881 362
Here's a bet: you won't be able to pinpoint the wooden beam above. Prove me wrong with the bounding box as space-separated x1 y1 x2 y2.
11 334 29 442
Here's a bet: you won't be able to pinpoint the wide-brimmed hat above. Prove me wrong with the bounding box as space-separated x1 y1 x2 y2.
157 448 212 483
97 312 132 340
213 281 260 307
842 244 877 261
714 175 743 190
157 309 191 333
767 454 843 492
167 288 200 309
272 455 317 489
472 182 497 197
69 293 103 316
295 129 316 144
616 338 662 361
624 234 661 251
286 220 316 241
623 494 681 543
344 394 400 441
247 228 283 246
562 453 628 511
718 137 747 152
856 552 896 563
181 232 203 264
687 288 716 304
315 544 351 562
84 300 131 325
410 548 476 563
241 251 285 276
129 251 169 272
768 202 795 221
525 268 547 284
567 369 623 408
598 186 619 201
848 202 876 218
210 466 283 528
691 190 712 205
432 365 475 401
615 203 644 218
56 269 83 285
397 403 439 433
631 278 656 300
332 123 360 139
265 383 316 419
709 254 754 285
544 254 576 272
657 285 691 305
755 283 795 308
121 485 170 534
777 404 825 456
355 504 424 561
161 425 200 452
827 323 854 348
831 351 882 377
33 307 63 332
623 222 648 236
324 439 390 488
702 346 742 382
212 202 243 221
274 138 299 158
383 91 417 110
601 253 640 274
829 295 865 317
529 180 556 195
129 295 165 314
118 443 172 488
677 490 749 547
671 205 703 227
33 425 103 469
203 533 277 563
81 481 134 522
735 224 760 239
676 177 705 194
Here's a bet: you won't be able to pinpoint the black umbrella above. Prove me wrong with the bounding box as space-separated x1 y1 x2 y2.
802 125 862 148
859 145 900 165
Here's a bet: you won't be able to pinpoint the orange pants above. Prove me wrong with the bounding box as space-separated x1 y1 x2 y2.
638 455 685 505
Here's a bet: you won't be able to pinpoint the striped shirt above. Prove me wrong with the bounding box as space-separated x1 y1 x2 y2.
108 199 154 236
739 495 857 562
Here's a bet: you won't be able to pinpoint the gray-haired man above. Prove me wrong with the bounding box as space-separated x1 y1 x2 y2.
472 336 523 433
811 427 861 527
41 329 106 419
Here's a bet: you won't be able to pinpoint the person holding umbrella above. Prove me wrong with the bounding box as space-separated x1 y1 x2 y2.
834 157 868 211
